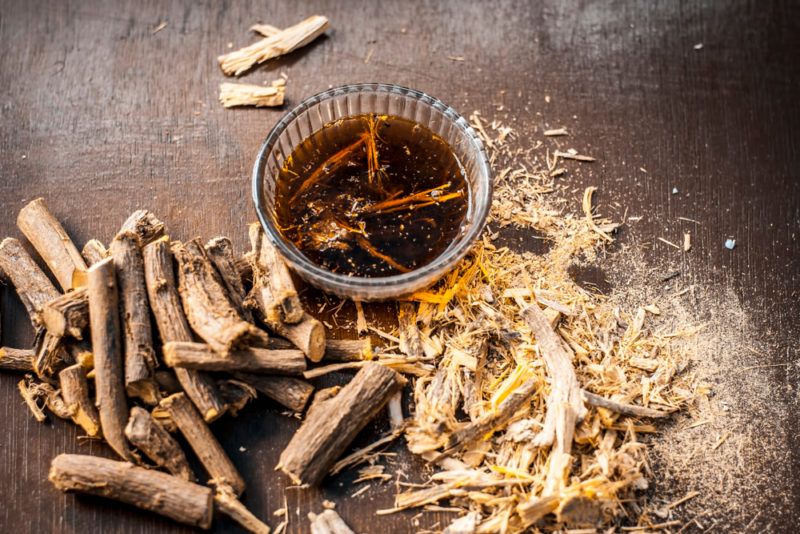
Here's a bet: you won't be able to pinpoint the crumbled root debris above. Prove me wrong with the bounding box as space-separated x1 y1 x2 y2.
365 109 791 532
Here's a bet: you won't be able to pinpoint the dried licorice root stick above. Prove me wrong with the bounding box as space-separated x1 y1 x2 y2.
17 198 88 290
278 362 405 485
87 257 135 461
233 372 314 413
81 239 108 266
205 237 252 321
111 231 159 404
164 341 306 374
214 485 271 534
160 393 245 495
125 406 194 481
249 281 325 361
49 454 213 529
119 209 166 246
59 364 101 437
254 229 303 324
143 238 226 422
270 337 371 362
173 239 264 356
0 347 34 372
0 237 60 328
42 287 88 339
247 225 325 361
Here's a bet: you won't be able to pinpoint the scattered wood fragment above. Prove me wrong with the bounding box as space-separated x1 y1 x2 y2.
125 406 194 481
59 364 101 436
0 347 34 372
118 210 166 246
18 375 47 422
164 341 306 374
160 393 245 495
218 15 329 76
234 373 313 412
582 390 673 418
554 150 595 162
0 237 60 327
278 362 404 485
42 287 88 339
143 237 226 421
683 232 692 252
582 187 613 242
49 454 213 529
81 239 108 266
214 485 271 534
543 128 568 136
398 302 423 358
87 257 135 461
205 236 252 321
521 304 584 447
308 509 355 534
220 80 286 108
173 239 265 356
17 198 87 290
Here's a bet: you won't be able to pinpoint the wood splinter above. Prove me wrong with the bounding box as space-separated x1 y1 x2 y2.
143 237 226 422
218 15 329 76
49 454 213 529
278 362 405 486
164 341 306 375
219 80 286 109
87 257 135 461
173 239 265 356
59 364 101 437
111 231 159 404
17 197 88 290
160 393 245 495
125 406 194 481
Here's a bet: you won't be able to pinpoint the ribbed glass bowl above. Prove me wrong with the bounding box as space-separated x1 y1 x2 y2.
252 83 492 301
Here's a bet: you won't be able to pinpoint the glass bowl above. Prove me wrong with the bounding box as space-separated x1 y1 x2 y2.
252 83 492 301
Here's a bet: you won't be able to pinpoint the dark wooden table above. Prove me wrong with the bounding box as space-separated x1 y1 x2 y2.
1 1 797 532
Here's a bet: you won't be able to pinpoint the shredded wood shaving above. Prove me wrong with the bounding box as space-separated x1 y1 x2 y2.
219 80 286 108
218 15 329 76
374 109 708 532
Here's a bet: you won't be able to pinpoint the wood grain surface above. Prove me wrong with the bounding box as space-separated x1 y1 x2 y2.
0 1 797 532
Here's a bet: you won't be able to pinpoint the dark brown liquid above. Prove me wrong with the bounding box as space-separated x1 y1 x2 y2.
275 114 469 277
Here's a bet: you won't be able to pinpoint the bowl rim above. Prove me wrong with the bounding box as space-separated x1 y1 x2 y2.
252 82 492 293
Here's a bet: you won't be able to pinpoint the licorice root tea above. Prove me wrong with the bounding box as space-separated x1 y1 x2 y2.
274 114 469 277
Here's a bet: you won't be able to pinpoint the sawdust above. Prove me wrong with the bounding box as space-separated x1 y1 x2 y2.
605 246 796 531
